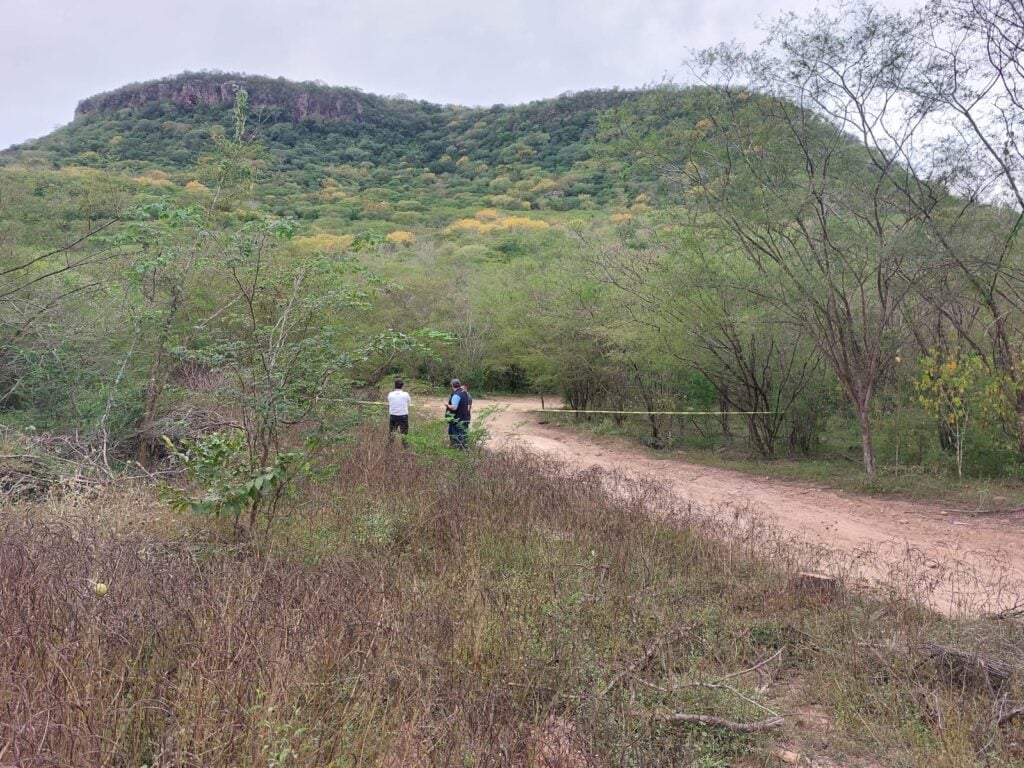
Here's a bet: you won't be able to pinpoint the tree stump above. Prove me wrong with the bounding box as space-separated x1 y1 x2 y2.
789 571 840 599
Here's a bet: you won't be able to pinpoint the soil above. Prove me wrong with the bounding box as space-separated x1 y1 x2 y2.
480 396 1024 615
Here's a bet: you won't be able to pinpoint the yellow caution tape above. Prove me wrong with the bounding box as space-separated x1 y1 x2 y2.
527 409 776 415
351 401 774 416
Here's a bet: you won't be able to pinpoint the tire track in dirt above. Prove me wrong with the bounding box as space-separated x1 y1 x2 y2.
480 396 1024 614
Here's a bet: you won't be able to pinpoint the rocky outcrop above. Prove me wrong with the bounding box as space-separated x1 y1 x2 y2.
74 74 369 122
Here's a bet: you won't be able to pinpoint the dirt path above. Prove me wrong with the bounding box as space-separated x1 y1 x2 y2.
479 396 1024 614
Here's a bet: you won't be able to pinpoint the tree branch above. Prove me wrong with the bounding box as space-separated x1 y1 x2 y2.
650 712 785 732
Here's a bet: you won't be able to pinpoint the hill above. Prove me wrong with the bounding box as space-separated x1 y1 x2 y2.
3 34 1022 488
4 72 647 208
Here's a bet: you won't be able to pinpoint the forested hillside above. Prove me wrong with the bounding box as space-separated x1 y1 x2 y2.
3 0 1024 488
8 73 644 210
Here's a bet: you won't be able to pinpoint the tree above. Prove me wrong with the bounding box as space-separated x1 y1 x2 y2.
487 255 618 413
917 351 984 478
609 72 918 475
576 216 827 457
758 0 1024 459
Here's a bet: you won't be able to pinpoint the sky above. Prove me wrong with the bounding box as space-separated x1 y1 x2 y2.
1 0 922 150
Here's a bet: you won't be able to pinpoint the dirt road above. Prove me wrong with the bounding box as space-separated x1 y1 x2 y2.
480 396 1024 614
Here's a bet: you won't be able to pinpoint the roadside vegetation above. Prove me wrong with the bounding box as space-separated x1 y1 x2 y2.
543 408 1024 510
4 426 1024 766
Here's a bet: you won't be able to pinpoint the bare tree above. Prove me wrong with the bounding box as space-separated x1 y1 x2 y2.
761 0 1024 456
577 220 825 457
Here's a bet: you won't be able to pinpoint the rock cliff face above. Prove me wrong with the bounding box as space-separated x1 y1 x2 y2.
74 74 368 122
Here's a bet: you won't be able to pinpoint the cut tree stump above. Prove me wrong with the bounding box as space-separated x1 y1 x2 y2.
789 571 839 598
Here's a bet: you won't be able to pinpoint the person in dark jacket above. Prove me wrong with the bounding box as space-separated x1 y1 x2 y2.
444 378 472 448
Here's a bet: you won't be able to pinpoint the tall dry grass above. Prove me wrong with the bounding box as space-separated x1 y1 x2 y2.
2 427 1023 766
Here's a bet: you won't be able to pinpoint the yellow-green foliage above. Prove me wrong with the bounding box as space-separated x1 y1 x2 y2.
447 213 551 234
292 232 355 252
363 200 393 217
916 352 985 428
386 230 416 246
133 170 175 187
56 166 108 179
318 178 349 201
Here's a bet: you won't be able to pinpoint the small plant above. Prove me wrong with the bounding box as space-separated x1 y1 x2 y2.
916 352 984 479
259 707 311 768
161 431 304 534
353 505 399 548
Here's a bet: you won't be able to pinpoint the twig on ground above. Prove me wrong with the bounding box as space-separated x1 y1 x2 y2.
650 712 784 732
715 647 784 682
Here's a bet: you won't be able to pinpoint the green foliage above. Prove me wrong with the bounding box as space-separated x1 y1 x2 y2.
5 73 644 210
5 17 1024 489
160 431 302 529
916 352 987 478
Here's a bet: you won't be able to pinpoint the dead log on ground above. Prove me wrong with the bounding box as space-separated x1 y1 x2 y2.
919 641 1014 692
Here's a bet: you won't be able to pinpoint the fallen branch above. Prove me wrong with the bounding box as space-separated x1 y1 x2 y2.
998 706 1024 727
651 712 784 732
988 603 1024 620
0 453 84 466
689 680 781 718
599 640 661 698
919 641 1014 692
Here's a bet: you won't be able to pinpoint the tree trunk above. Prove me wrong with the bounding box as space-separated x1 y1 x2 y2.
136 343 166 468
745 415 773 458
856 406 876 478
718 388 732 437
647 413 660 445
1015 389 1024 460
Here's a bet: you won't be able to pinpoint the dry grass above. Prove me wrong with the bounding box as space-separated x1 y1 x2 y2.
2 426 1024 766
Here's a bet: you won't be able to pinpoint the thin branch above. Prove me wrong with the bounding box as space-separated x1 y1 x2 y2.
649 712 785 732
715 647 785 682
0 217 120 278
599 628 687 698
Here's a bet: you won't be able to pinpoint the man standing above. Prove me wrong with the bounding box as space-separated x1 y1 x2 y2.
387 379 411 441
444 378 472 449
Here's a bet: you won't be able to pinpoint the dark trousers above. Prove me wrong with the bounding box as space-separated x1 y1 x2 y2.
389 414 409 439
448 419 469 449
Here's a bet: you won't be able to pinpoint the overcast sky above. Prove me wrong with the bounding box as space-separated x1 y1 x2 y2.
1 0 921 150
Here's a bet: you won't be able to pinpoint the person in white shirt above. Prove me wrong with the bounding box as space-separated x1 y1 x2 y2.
387 379 412 441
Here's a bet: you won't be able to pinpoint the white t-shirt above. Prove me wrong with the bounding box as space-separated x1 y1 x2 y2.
387 389 411 416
